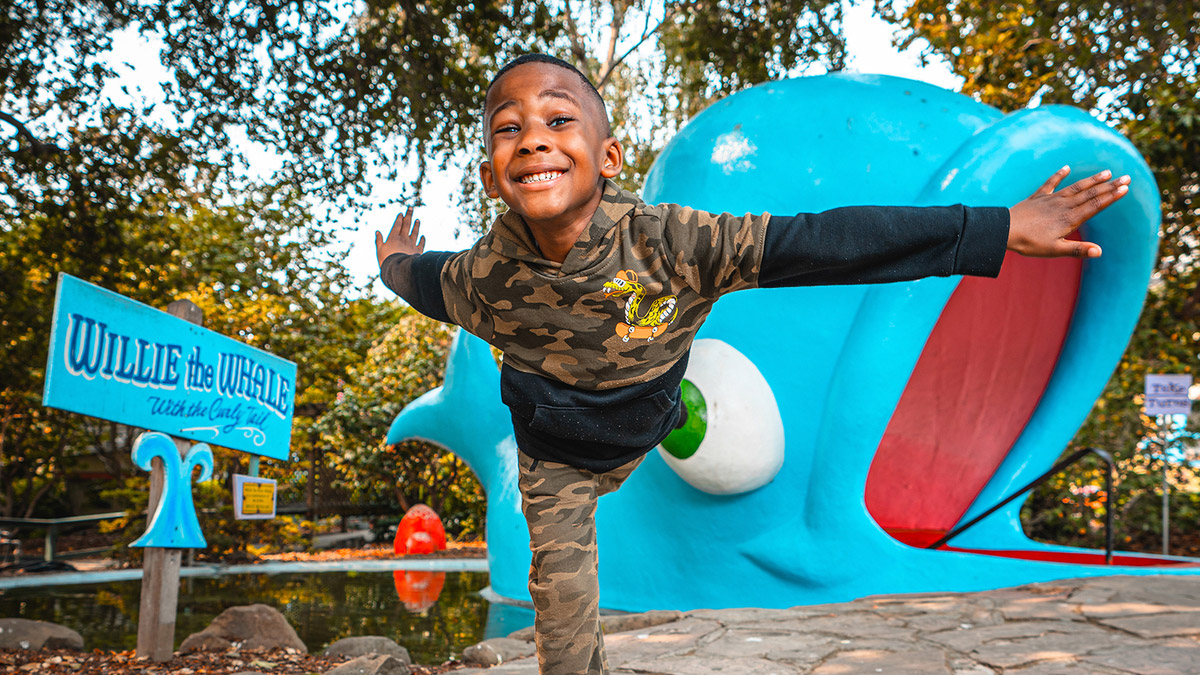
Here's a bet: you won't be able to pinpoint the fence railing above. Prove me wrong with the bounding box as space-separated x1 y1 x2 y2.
0 511 125 562
927 447 1115 564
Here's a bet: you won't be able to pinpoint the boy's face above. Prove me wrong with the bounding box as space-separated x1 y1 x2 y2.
480 62 623 234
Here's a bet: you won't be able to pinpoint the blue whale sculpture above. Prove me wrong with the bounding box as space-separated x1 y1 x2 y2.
388 73 1199 611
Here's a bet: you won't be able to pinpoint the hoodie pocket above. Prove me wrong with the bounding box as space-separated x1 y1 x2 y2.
530 389 675 448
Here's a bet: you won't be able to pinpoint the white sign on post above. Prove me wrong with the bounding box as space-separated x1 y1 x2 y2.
1144 374 1193 417
232 474 277 520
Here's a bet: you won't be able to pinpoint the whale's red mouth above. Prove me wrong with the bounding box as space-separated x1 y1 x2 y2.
865 249 1082 549
864 245 1195 566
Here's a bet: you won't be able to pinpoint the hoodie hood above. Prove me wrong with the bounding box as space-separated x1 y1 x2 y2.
489 179 638 276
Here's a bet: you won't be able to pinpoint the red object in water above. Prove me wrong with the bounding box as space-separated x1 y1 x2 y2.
393 570 446 612
393 504 447 555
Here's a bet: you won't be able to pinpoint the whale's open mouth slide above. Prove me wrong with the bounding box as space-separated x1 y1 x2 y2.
863 251 1195 568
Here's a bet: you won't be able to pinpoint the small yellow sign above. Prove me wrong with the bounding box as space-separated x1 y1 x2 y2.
232 474 276 520
242 482 275 515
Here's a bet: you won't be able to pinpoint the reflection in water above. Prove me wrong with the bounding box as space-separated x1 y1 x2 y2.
0 571 523 664
393 570 446 612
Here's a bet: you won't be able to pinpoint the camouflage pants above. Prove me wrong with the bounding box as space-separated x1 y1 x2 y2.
518 451 644 675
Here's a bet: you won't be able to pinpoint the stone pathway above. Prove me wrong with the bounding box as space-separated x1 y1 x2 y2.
460 575 1200 674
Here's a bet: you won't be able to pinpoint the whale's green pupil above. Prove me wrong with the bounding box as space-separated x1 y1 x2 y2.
662 379 707 459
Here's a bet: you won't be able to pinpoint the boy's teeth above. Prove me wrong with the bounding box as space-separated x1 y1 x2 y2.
521 171 562 184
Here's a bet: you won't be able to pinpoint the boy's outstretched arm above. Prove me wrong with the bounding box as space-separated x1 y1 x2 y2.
1007 167 1129 259
375 206 426 265
753 166 1130 290
374 206 455 324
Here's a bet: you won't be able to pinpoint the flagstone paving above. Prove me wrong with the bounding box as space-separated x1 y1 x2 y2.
459 575 1200 674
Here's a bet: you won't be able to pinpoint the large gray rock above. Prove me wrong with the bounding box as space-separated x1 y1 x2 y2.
324 654 410 675
323 636 411 662
179 603 307 654
181 632 237 652
462 637 536 666
0 618 84 650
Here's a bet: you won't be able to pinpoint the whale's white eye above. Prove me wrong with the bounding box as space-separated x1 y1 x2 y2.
658 339 784 495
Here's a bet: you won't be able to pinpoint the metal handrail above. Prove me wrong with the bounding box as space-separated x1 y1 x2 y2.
0 511 125 562
0 512 125 527
926 447 1116 564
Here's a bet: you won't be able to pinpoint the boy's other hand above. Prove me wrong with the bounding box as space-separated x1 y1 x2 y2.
375 206 426 267
1007 167 1130 259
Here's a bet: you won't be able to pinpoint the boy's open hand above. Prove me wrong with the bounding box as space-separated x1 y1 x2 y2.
1007 167 1130 259
375 206 426 267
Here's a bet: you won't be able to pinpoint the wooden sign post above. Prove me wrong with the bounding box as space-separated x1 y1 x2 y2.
41 276 297 662
136 300 202 661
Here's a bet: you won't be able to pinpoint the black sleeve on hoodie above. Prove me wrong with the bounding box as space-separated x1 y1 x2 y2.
758 204 1010 288
379 251 456 323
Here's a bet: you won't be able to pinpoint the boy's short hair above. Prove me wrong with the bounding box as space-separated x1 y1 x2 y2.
485 53 612 136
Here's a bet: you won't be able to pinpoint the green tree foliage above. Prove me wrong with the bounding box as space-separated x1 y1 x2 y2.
880 0 1199 551
0 0 398 521
313 311 486 540
2 0 320 516
3 0 859 531
210 0 846 226
0 0 342 193
0 112 207 517
3 1 850 220
0 178 388 519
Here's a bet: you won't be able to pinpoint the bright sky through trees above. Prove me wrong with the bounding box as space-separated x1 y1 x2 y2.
337 1 961 295
89 1 961 296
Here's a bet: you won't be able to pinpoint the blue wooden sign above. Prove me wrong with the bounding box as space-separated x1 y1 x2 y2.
43 274 297 460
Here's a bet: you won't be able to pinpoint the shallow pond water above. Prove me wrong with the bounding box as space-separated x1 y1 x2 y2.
0 570 534 664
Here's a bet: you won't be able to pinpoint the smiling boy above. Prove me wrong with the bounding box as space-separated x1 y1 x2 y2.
375 54 1129 674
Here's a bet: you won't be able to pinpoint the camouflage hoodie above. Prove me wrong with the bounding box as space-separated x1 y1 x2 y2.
382 180 1008 470
439 179 768 390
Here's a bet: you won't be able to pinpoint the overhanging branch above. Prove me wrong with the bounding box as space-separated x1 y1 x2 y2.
0 111 60 155
596 1 698 90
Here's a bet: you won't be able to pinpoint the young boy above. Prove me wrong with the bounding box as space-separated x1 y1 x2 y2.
376 54 1129 674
